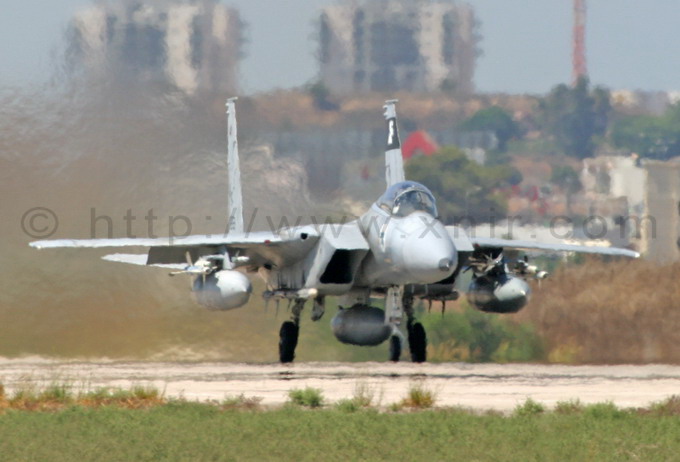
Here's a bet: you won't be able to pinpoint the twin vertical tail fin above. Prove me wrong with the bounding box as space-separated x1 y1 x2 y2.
383 99 406 187
228 98 402 232
226 97 244 234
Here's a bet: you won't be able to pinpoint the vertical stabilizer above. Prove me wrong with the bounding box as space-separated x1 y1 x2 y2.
226 97 244 234
383 99 406 187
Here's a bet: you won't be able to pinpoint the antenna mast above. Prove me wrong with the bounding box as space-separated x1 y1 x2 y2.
573 0 588 84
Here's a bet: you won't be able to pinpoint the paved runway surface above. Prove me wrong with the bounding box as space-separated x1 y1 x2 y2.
2 359 679 411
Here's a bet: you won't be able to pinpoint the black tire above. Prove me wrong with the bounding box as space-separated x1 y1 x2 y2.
279 321 299 363
389 335 401 362
408 322 427 363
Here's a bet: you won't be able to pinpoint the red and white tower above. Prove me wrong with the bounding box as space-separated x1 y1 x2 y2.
573 0 588 83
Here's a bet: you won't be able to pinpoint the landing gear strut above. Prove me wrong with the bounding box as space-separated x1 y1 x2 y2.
407 321 427 363
404 296 427 363
389 335 401 362
279 321 299 363
385 287 404 362
278 298 305 363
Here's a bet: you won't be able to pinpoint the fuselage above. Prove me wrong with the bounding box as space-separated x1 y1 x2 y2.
246 181 458 299
355 181 457 287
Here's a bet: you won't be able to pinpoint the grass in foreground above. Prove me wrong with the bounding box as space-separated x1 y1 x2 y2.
389 381 437 411
2 383 680 461
287 387 325 408
0 383 164 411
1 399 680 461
335 381 382 412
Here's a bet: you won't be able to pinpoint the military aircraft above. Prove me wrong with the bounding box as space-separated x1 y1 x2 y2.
31 98 639 363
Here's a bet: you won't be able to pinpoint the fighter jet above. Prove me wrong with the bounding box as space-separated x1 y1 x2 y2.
31 98 639 363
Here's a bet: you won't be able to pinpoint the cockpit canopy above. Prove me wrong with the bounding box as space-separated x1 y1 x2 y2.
377 181 438 218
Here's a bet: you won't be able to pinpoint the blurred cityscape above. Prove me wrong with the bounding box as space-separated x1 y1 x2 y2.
319 0 478 95
66 0 243 94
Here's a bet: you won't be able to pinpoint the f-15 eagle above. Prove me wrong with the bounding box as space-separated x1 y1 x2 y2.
31 98 638 363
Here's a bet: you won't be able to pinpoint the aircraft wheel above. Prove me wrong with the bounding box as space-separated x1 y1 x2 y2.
408 322 427 363
389 335 401 362
279 321 299 363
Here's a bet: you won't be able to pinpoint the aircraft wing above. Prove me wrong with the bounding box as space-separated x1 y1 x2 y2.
30 233 280 249
101 253 187 269
30 228 321 269
469 236 640 258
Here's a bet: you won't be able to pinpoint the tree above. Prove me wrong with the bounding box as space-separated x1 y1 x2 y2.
539 78 611 158
460 106 520 152
611 104 680 160
306 81 339 111
406 147 522 225
550 165 582 195
550 165 582 216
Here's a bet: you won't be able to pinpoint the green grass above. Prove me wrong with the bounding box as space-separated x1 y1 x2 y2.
287 387 325 408
420 304 545 363
1 403 680 461
222 394 263 411
398 381 437 409
1 384 680 461
1 383 165 411
555 399 585 415
335 382 381 412
514 397 546 416
648 395 680 417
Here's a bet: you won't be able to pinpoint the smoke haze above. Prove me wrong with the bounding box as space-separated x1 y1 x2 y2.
0 80 366 361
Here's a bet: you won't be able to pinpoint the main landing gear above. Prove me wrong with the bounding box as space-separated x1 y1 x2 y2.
278 296 325 363
404 295 427 363
387 322 427 363
277 290 428 364
407 320 427 363
386 289 428 363
278 298 304 363
279 321 299 364
389 335 401 362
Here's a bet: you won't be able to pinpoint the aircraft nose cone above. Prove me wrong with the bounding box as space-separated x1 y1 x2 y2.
402 227 457 284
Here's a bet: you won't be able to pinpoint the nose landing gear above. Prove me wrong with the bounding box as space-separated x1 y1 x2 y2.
385 290 428 363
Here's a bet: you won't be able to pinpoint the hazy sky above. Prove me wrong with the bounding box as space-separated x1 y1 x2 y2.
2 0 680 94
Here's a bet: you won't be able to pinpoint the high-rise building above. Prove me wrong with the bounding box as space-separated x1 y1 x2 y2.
319 0 479 95
66 0 243 95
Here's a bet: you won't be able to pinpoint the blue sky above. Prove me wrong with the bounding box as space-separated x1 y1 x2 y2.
2 0 680 94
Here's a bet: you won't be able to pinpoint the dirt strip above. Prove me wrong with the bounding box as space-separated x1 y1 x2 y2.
2 359 679 411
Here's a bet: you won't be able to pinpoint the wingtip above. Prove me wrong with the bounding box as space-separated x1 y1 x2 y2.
621 248 641 258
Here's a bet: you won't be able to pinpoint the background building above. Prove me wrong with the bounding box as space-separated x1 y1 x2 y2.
580 155 680 262
319 0 479 95
66 0 243 95
642 160 680 262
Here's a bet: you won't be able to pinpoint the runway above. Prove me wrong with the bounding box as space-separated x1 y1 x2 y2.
2 359 679 411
